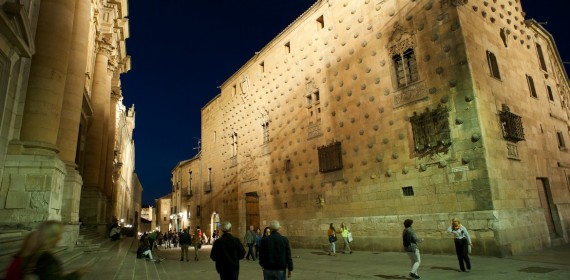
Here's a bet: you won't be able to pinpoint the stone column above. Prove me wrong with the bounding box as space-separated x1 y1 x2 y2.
81 36 114 224
19 0 76 151
57 0 90 249
0 0 76 224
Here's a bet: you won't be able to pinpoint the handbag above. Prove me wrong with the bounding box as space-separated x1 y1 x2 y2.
347 232 354 243
328 235 337 243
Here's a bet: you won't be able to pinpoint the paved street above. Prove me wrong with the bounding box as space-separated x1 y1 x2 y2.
70 237 570 280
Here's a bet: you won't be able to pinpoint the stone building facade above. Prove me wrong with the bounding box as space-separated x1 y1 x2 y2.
170 0 570 256
155 194 172 233
0 0 140 247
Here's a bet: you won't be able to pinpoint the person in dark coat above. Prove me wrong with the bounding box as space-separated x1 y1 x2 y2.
210 221 246 280
259 220 293 279
179 228 191 262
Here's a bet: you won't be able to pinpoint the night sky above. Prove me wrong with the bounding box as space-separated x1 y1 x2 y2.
121 1 570 206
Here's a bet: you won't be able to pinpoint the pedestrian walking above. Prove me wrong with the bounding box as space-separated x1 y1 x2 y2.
447 217 472 272
192 228 202 261
254 228 262 259
210 221 246 280
402 219 421 279
327 223 337 256
259 220 293 279
340 222 353 254
244 225 256 260
179 228 191 262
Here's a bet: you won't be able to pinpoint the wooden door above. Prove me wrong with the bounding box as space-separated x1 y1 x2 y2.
245 192 260 229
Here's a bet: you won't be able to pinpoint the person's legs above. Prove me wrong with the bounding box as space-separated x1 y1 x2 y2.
461 239 471 270
343 237 351 253
219 270 239 280
454 239 465 271
143 249 153 260
246 243 255 260
406 249 420 277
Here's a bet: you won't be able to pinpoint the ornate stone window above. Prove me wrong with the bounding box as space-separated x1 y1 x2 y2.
388 23 418 89
392 48 418 88
317 141 343 173
410 106 451 152
499 105 525 142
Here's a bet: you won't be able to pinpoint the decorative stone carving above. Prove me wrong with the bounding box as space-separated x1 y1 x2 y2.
393 82 428 108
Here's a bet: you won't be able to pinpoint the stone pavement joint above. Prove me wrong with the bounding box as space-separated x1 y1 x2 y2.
66 237 570 280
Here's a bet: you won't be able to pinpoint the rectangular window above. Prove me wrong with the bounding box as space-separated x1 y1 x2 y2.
284 159 292 172
262 122 269 144
499 105 525 142
536 43 548 72
197 205 201 217
486 50 501 79
527 75 537 98
546 85 554 101
316 15 324 30
260 61 265 73
317 141 343 173
393 48 418 88
205 168 212 192
163 217 166 222
410 106 451 151
285 41 290 54
557 131 566 149
402 186 414 196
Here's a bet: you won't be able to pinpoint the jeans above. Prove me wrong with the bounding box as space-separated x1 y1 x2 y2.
263 269 286 280
406 248 421 274
329 241 336 254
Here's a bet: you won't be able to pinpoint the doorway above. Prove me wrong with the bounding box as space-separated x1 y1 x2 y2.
536 178 562 237
245 192 260 229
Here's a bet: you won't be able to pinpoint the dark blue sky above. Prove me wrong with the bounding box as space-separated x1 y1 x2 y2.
121 1 570 206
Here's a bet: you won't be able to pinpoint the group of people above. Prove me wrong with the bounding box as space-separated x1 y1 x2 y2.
210 220 293 280
403 217 473 279
243 225 273 261
137 228 206 262
326 222 353 256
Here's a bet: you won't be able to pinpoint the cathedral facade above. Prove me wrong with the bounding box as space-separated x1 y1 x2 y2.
0 0 140 248
171 0 569 256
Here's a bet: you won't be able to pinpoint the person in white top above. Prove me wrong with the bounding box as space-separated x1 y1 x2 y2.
447 217 472 272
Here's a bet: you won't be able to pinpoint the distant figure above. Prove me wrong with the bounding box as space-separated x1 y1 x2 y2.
210 221 246 280
259 220 293 279
179 229 191 262
254 228 262 259
447 217 472 272
340 222 353 254
138 233 160 262
402 219 421 279
262 227 271 238
191 228 202 261
109 225 121 241
5 221 89 280
327 223 337 256
244 225 256 261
